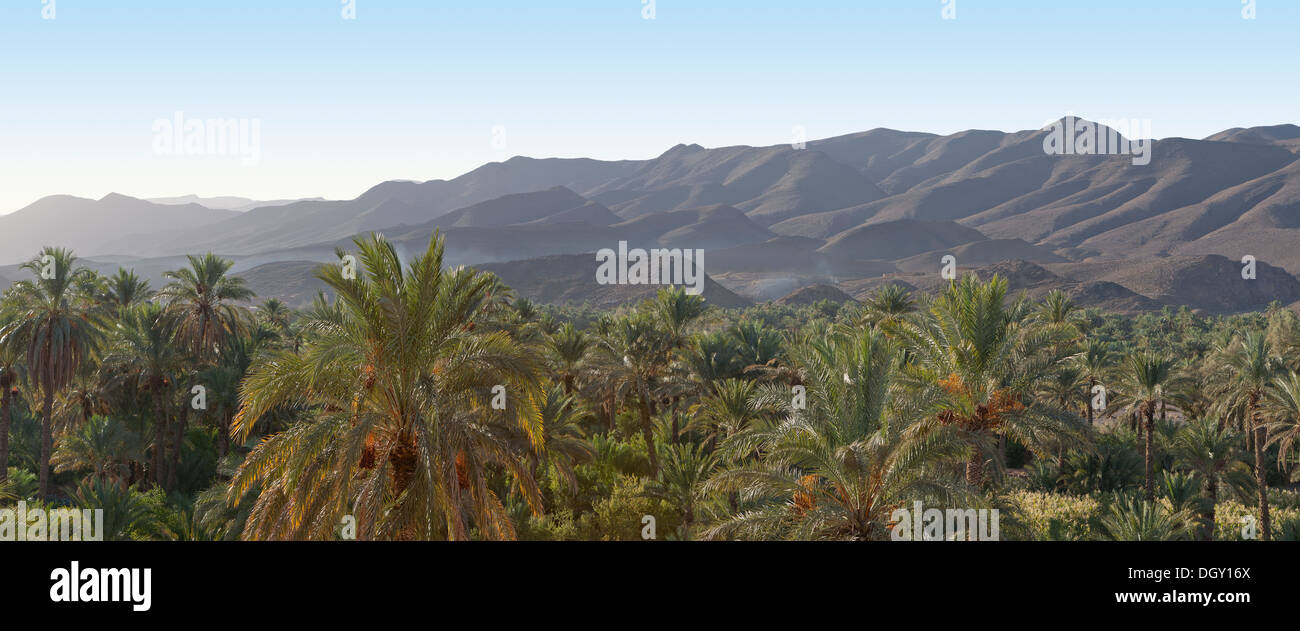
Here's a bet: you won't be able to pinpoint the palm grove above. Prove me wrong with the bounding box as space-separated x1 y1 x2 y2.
3 233 1300 541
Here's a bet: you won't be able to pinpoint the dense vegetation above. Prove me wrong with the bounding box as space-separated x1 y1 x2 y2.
3 233 1300 541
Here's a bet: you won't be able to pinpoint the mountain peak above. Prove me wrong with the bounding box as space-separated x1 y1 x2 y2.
661 143 705 157
99 192 136 203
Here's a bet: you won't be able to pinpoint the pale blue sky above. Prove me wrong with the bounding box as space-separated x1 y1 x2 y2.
0 0 1295 212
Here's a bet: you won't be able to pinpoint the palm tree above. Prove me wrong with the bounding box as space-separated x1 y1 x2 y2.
1100 495 1194 541
598 314 674 475
228 233 543 540
857 283 915 330
687 378 765 449
255 298 294 339
1072 339 1112 426
73 478 159 541
704 328 970 540
1114 351 1180 502
102 302 185 487
681 330 743 385
729 320 782 369
1210 332 1283 540
545 322 590 394
898 275 1085 489
646 441 719 539
160 253 254 359
1036 364 1087 467
522 385 594 493
0 308 25 483
649 287 706 348
0 248 104 498
1173 417 1250 540
1263 370 1300 485
100 268 152 310
201 325 276 459
1033 289 1086 335
51 415 143 484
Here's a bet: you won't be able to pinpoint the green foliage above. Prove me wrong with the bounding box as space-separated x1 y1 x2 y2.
1059 431 1143 495
0 239 1297 542
1099 494 1195 541
1003 490 1100 541
72 478 165 540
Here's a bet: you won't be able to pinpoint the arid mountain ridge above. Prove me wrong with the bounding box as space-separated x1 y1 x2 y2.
4 118 1300 313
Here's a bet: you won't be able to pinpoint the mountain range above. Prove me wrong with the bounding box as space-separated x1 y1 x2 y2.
4 117 1300 314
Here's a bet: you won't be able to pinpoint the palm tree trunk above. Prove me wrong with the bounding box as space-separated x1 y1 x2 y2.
965 450 984 489
1143 410 1155 503
152 386 168 487
0 384 12 483
607 385 616 432
1086 378 1096 425
217 408 231 458
39 383 54 499
1204 477 1218 542
1252 416 1272 540
168 402 189 490
637 386 658 475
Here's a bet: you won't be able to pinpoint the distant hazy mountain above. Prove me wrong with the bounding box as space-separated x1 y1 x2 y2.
0 193 238 264
1204 124 1300 149
9 118 1300 313
430 187 617 228
146 195 325 212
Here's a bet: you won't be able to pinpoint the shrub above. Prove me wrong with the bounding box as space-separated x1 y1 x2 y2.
1004 490 1100 541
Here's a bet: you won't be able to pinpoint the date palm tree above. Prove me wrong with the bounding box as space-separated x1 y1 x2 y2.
897 275 1086 489
1263 370 1300 486
51 415 143 484
228 233 543 540
1173 418 1250 540
598 313 674 475
704 328 971 540
1071 339 1112 426
1100 495 1195 541
729 320 783 369
687 378 764 449
0 248 104 498
1113 351 1182 502
160 253 254 359
1036 364 1087 467
101 302 185 487
857 283 915 330
100 268 153 311
254 298 294 340
545 322 590 394
1209 332 1283 540
1033 289 1086 332
650 287 706 348
646 441 719 539
521 385 594 493
0 309 25 484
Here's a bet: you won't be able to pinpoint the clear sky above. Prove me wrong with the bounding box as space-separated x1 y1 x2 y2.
0 0 1296 213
